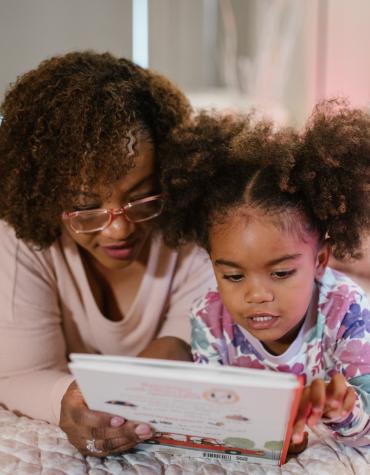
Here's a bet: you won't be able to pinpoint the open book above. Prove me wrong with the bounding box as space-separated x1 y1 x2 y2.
69 354 303 465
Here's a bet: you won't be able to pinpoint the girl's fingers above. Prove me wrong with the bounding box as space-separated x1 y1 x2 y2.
288 431 309 455
340 386 357 419
306 379 326 427
324 374 351 419
292 389 312 444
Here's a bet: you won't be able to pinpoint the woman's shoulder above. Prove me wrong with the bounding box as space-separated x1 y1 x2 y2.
0 219 62 271
156 234 215 279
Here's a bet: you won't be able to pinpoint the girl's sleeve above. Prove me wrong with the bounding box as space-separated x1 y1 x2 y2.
190 296 224 365
326 291 370 446
0 224 74 424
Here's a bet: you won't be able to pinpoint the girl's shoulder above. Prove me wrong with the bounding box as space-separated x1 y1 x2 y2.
318 266 369 333
320 266 368 302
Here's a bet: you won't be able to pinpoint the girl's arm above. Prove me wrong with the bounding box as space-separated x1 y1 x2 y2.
317 289 370 445
190 293 226 364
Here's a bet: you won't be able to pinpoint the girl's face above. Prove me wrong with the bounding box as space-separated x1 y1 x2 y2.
63 139 157 270
209 208 329 354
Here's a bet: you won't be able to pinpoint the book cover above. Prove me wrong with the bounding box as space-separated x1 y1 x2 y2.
69 354 303 465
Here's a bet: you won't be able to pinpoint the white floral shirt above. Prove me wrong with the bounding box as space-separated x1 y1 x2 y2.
191 268 370 447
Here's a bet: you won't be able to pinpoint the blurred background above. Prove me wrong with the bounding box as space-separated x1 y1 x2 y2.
0 0 369 127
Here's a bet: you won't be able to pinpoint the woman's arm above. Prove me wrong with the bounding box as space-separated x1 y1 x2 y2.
138 336 192 361
156 244 216 344
0 223 74 423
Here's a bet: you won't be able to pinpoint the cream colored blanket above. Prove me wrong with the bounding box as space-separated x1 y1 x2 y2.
0 407 369 474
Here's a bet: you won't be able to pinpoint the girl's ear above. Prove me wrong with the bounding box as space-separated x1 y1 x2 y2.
315 240 331 279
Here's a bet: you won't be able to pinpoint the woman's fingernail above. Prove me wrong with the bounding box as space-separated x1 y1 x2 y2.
110 416 126 427
292 433 302 444
135 424 152 439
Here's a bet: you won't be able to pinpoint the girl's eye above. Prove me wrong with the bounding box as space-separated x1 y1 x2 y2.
271 269 296 279
222 274 244 283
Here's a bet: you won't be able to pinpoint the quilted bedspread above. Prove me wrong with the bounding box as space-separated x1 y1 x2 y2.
1 407 369 475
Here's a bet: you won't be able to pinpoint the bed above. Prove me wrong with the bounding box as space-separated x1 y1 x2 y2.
1 406 369 474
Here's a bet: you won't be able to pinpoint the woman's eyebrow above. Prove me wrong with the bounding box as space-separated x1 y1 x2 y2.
127 174 155 193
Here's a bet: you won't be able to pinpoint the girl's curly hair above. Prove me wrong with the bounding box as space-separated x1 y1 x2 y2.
160 99 370 260
0 50 191 248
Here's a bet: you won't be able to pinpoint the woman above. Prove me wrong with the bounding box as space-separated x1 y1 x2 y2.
0 51 215 457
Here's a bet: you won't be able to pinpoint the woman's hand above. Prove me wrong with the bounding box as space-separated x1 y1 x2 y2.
291 374 357 445
59 381 153 457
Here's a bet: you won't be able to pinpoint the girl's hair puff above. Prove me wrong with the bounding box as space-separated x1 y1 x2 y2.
161 100 370 260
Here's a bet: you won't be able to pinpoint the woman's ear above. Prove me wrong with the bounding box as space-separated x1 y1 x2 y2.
315 240 331 279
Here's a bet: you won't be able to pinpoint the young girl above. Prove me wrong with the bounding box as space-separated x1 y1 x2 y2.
161 100 370 449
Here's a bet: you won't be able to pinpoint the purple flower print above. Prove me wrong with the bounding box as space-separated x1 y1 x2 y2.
194 352 209 364
205 291 222 306
320 285 357 330
339 340 370 377
341 304 370 339
235 355 265 370
277 362 305 375
232 325 262 358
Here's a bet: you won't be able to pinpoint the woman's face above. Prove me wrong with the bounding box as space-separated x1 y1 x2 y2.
63 139 158 270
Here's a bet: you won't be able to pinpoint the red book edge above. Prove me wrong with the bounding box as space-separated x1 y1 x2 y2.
279 374 305 465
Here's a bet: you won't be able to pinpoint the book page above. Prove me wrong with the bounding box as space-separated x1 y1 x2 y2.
70 363 299 464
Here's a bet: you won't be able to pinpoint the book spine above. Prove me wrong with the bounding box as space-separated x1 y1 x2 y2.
279 375 304 465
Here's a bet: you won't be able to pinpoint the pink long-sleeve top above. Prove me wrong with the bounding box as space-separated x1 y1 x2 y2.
0 220 215 424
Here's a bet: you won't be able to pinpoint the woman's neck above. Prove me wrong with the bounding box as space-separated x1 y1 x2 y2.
80 239 151 321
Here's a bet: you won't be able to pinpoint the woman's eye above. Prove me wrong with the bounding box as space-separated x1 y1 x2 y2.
128 190 158 202
271 270 296 279
222 274 244 283
72 204 101 212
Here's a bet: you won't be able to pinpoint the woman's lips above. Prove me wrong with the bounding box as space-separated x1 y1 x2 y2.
245 314 279 331
101 242 137 260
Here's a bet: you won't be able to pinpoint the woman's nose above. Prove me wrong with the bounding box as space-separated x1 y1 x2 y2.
101 213 135 239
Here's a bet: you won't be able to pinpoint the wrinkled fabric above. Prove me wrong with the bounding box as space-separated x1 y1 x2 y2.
1 408 369 474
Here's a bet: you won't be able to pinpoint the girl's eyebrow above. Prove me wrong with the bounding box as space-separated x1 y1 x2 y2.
214 253 302 268
266 254 302 266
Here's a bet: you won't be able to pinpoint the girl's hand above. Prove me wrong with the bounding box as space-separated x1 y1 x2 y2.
59 381 153 457
291 374 357 445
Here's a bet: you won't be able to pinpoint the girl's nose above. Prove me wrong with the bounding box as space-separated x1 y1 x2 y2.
244 280 274 304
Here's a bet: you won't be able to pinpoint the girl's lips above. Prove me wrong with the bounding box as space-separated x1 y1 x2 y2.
101 242 137 260
245 314 279 331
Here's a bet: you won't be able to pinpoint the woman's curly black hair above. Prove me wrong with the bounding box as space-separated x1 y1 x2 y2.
160 99 370 260
0 50 191 248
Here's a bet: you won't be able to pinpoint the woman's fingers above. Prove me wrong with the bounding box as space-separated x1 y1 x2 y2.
60 381 153 457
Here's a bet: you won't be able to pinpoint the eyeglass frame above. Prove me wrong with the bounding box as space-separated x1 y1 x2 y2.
62 193 164 234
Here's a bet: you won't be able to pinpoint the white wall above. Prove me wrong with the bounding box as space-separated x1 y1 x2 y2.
0 0 132 101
